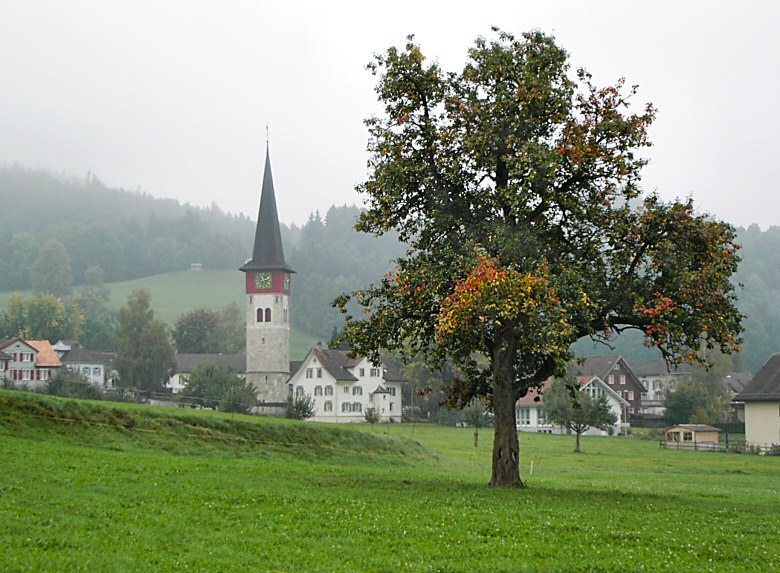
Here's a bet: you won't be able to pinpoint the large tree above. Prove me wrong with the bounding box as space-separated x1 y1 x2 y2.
336 30 742 487
181 364 257 414
114 289 175 395
31 239 73 297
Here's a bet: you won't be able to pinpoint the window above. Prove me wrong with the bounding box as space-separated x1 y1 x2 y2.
295 386 304 397
316 367 322 378
613 363 620 371
306 368 313 379
607 375 614 384
619 375 626 385
264 308 272 322
93 367 100 375
325 385 333 396
22 352 33 363
256 308 264 322
343 386 349 394
518 408 530 426
388 387 396 396
40 370 49 381
627 391 634 401
283 308 288 323
359 367 365 377
683 431 693 442
370 367 380 377
353 402 362 413
82 367 90 374
22 370 31 381
352 386 363 396
341 402 351 413
324 401 333 412
314 386 323 396
389 403 393 412
537 408 547 426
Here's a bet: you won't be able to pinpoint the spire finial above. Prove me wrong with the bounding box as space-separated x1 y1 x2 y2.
265 123 269 144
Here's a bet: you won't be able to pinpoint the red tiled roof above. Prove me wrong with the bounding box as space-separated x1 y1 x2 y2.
27 340 62 368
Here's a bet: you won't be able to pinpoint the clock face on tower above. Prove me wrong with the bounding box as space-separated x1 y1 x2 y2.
255 272 272 290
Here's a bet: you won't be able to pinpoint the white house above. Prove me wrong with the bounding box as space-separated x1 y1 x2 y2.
56 342 113 388
0 339 62 390
288 347 403 423
736 355 780 450
633 358 692 416
516 375 628 436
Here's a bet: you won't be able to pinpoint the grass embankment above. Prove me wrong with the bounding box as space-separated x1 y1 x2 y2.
2 391 779 572
0 269 318 359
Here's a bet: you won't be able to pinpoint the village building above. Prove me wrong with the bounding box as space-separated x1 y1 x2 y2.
633 358 691 416
515 375 628 436
664 424 721 451
736 355 780 450
0 339 62 390
54 341 114 388
288 346 403 423
577 356 644 421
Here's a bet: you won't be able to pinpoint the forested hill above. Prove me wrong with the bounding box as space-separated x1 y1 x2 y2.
0 164 406 342
2 165 780 371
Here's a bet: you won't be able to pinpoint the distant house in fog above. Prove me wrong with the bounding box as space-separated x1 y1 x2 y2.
736 355 780 449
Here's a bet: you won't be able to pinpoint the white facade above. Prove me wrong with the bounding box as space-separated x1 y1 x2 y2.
289 349 403 423
744 402 780 447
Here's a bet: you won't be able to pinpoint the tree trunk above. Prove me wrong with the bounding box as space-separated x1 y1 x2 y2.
575 430 581 453
489 334 524 488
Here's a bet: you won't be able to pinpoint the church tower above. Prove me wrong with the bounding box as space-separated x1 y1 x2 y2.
240 145 293 405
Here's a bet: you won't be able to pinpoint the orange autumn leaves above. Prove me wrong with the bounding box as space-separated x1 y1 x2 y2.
434 256 584 357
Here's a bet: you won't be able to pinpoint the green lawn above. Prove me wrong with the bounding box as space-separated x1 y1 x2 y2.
1 391 778 572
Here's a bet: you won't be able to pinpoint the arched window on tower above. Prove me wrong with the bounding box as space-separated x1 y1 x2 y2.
265 308 272 322
256 308 264 323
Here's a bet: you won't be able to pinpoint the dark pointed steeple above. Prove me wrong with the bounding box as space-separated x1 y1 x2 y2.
240 146 294 273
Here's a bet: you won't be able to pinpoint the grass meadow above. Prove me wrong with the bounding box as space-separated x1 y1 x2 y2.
1 391 778 572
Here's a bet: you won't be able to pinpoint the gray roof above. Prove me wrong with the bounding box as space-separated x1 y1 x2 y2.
60 344 113 365
723 372 752 394
239 146 294 274
736 355 780 402
175 353 247 374
633 358 692 377
308 347 406 383
578 356 620 377
667 424 721 433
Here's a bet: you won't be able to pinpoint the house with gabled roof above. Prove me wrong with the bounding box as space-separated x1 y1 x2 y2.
516 375 628 436
57 342 113 388
736 355 780 449
0 339 62 389
288 346 403 422
578 356 644 421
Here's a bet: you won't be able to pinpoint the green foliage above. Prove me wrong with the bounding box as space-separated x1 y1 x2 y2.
364 407 381 425
337 30 742 486
0 292 84 342
75 280 117 351
114 289 175 394
663 379 713 425
544 378 618 451
46 368 103 400
181 364 257 414
173 308 221 353
30 238 74 297
286 393 316 420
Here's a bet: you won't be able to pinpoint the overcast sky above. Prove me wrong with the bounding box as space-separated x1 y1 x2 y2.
1 1 778 229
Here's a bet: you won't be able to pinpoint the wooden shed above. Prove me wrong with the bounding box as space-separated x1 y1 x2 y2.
665 424 721 451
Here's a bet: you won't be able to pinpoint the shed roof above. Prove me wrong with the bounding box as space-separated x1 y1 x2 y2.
666 424 721 433
736 355 780 402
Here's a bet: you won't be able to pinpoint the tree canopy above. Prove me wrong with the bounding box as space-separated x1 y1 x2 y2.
544 378 618 452
181 363 257 414
114 289 175 395
336 30 742 487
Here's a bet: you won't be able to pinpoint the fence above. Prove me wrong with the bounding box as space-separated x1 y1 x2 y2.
661 439 780 455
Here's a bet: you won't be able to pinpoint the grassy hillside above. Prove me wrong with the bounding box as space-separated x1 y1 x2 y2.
1 391 779 572
0 270 319 359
